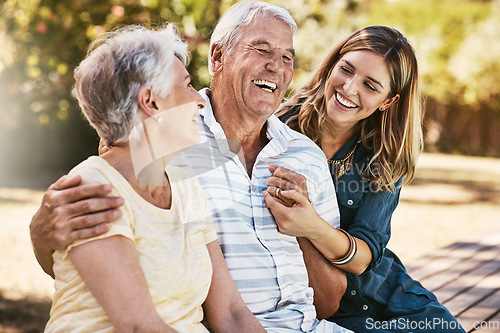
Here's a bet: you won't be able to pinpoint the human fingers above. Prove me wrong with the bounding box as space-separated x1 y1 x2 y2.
279 189 309 206
271 165 301 181
67 219 114 245
264 191 306 238
69 207 122 231
63 196 124 218
263 190 285 212
45 183 115 209
44 205 121 250
270 165 309 199
266 185 296 207
49 174 82 191
268 163 279 174
268 176 304 194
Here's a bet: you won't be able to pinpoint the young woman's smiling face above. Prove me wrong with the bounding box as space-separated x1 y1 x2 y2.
324 50 399 129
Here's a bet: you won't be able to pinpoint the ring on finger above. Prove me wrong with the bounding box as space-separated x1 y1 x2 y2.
275 187 281 199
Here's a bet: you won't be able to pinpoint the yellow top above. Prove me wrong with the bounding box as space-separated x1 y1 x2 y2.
45 156 217 333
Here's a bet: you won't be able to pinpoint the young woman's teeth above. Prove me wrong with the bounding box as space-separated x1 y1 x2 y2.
253 80 277 93
336 92 358 108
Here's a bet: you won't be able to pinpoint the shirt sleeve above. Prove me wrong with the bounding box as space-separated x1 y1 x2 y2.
62 164 134 259
307 158 341 229
346 178 403 270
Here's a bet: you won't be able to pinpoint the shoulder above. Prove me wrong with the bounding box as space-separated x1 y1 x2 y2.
166 165 205 197
270 115 324 156
68 156 114 187
276 102 300 124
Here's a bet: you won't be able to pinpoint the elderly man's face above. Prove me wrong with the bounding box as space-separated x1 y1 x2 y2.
219 14 294 119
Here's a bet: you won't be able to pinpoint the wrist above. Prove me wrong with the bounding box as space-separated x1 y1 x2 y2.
306 215 332 243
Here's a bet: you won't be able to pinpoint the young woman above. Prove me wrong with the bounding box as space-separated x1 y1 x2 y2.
44 24 264 333
264 26 465 332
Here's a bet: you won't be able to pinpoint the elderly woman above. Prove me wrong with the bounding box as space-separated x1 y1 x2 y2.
44 24 264 332
265 26 464 332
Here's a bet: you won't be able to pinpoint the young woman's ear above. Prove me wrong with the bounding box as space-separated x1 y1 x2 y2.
137 86 158 117
380 94 400 111
210 44 224 73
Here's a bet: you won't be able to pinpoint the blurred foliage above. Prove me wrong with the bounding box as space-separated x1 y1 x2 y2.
0 0 499 186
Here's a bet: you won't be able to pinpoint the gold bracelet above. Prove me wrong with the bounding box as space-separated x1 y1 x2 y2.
328 228 357 265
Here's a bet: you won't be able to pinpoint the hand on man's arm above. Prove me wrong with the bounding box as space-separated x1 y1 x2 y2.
30 174 124 278
266 163 347 319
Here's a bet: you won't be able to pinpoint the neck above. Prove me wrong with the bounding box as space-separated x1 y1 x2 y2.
101 142 171 209
321 121 360 159
209 89 269 176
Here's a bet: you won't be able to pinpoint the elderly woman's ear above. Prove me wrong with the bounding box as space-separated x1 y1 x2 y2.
137 86 159 118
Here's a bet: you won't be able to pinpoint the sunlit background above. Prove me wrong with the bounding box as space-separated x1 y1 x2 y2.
0 0 499 331
0 0 499 188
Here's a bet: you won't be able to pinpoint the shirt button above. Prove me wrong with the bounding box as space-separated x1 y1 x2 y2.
347 199 354 206
362 305 368 311
251 185 257 191
350 290 356 296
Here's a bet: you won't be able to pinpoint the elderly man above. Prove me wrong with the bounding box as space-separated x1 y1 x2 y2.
30 2 349 332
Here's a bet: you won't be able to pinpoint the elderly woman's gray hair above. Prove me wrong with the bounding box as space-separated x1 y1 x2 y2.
73 24 188 147
208 1 297 76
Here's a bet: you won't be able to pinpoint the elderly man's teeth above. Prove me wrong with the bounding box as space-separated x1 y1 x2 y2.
336 92 358 108
253 80 277 92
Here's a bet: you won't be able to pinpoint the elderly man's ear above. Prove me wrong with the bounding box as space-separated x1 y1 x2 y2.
210 44 224 73
137 86 159 118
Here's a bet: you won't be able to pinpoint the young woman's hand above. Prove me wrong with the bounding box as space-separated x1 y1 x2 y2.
266 163 309 207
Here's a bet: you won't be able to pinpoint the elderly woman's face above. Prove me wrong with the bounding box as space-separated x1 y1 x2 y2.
153 58 206 148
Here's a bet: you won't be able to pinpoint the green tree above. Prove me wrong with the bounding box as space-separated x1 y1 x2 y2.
0 0 498 188
0 0 225 186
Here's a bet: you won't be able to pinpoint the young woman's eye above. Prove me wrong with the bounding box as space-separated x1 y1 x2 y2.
364 82 377 92
340 66 352 74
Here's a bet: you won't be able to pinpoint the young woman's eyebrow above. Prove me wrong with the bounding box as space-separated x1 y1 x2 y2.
343 60 384 89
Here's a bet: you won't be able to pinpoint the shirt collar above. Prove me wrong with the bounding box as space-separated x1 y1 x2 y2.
198 88 295 157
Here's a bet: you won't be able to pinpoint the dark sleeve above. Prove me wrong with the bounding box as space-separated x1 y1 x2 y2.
338 178 403 270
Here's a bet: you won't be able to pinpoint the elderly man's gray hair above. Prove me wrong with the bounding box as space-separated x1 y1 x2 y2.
208 1 297 76
73 24 188 147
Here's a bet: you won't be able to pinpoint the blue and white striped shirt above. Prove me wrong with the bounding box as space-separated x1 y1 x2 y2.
171 89 347 332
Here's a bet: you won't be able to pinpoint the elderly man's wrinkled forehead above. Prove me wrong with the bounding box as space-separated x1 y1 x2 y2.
234 14 295 51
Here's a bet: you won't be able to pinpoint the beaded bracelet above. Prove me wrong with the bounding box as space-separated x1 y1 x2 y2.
328 228 357 265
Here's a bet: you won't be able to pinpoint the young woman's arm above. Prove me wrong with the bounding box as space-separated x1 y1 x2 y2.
264 188 372 275
69 235 176 332
203 240 266 333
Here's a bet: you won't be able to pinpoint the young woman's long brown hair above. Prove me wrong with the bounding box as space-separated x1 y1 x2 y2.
278 26 423 192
